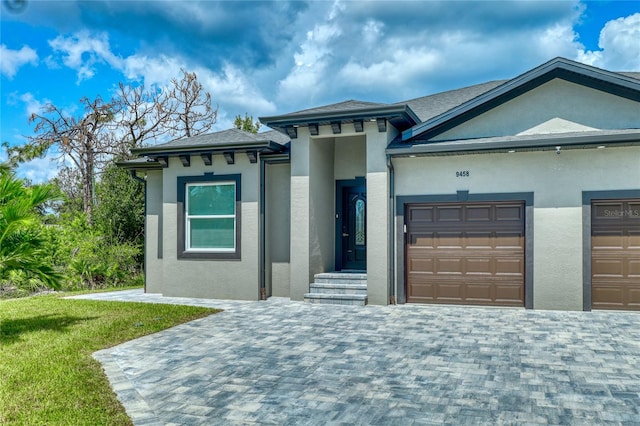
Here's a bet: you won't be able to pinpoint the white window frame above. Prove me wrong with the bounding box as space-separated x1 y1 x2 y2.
185 181 236 252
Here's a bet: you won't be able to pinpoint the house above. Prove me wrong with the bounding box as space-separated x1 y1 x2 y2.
119 57 640 311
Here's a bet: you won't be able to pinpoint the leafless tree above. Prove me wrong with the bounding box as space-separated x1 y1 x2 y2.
113 82 176 157
167 69 217 138
8 96 116 223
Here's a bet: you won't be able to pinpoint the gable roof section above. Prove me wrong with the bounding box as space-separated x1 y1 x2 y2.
402 57 640 144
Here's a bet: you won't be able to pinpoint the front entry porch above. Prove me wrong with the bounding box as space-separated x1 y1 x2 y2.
304 272 368 305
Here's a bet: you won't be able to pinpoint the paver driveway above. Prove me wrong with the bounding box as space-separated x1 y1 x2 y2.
70 290 640 425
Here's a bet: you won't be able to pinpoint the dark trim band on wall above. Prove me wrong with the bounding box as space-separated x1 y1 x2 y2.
395 191 534 309
582 189 640 311
177 173 242 260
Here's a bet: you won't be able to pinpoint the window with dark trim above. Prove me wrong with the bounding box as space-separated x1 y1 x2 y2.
177 173 241 260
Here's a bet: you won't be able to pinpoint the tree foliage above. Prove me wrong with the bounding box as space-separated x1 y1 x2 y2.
2 69 222 295
234 113 261 134
93 163 144 248
0 167 63 290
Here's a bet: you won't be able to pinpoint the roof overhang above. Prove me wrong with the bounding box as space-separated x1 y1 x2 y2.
131 140 286 157
387 130 640 157
116 158 163 170
260 104 420 138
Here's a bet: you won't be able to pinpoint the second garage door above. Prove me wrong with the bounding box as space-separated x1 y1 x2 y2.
406 202 525 306
591 199 640 311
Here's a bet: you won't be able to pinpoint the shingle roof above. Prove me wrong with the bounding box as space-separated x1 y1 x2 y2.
398 80 508 122
282 100 386 117
620 72 640 80
144 128 288 150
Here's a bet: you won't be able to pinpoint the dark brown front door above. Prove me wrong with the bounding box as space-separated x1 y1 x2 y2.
591 199 640 310
406 202 525 306
340 185 366 271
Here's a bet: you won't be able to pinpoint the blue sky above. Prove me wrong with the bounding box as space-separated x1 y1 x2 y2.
1 0 639 182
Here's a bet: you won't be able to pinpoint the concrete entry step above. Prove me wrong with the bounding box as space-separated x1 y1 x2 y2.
314 272 367 284
303 293 368 306
309 282 367 295
305 272 368 305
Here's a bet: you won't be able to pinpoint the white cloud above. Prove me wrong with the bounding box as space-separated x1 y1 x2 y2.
277 7 343 103
339 47 439 89
19 93 50 118
0 44 38 78
48 31 122 83
17 155 60 184
580 13 640 70
121 54 276 120
121 54 184 87
198 63 277 116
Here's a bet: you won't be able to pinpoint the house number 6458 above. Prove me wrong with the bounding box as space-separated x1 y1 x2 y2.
456 170 470 177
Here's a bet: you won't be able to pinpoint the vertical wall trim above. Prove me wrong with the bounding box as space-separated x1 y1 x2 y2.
259 156 266 300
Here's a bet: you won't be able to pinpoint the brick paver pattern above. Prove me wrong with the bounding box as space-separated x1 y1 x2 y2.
70 290 640 425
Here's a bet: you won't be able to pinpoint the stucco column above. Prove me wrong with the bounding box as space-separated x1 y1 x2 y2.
289 128 311 300
366 123 390 305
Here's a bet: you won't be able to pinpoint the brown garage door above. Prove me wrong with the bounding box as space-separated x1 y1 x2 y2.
406 202 525 306
591 199 640 311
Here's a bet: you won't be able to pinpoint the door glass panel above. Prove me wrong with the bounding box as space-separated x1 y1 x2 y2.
355 198 365 246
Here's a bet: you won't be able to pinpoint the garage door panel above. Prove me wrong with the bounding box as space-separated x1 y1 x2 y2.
495 284 524 304
465 232 492 248
592 286 624 308
437 206 463 222
495 232 525 249
629 231 640 249
466 206 492 222
593 203 625 221
406 201 525 306
495 258 524 276
592 199 640 311
408 257 434 275
436 258 464 274
466 258 492 275
437 283 465 299
629 260 640 276
592 231 624 249
496 205 524 222
407 279 435 299
628 288 640 306
592 259 624 277
437 232 464 248
409 232 435 247
409 206 434 223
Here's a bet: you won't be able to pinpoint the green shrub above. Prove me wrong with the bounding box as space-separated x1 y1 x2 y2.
41 214 142 290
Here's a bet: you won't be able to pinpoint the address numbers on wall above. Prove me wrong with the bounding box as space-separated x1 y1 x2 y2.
456 170 470 177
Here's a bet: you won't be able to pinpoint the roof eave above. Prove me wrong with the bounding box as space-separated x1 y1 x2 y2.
388 132 640 157
260 104 420 129
131 140 285 156
116 160 163 170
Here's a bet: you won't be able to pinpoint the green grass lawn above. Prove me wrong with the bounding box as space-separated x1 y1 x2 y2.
0 292 219 425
